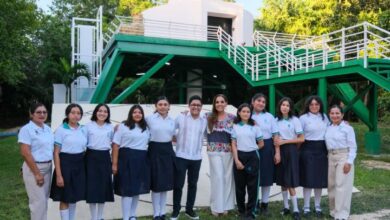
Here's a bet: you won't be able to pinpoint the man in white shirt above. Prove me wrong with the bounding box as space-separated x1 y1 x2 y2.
171 95 207 220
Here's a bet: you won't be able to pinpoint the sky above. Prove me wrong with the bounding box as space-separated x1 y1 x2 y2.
37 0 263 17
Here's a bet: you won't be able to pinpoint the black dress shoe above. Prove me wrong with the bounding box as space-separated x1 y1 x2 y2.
280 208 290 216
293 212 301 220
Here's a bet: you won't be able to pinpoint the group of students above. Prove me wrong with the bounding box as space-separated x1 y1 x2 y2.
18 93 357 220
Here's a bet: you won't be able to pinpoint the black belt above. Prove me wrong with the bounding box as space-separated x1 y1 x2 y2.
35 160 52 164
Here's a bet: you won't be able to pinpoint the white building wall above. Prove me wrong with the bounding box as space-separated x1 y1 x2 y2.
142 0 253 45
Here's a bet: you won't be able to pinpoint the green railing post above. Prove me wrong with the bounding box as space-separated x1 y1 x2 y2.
318 78 328 112
269 84 276 115
365 83 381 154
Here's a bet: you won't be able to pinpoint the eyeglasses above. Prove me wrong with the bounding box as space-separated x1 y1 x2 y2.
190 104 202 107
34 111 47 115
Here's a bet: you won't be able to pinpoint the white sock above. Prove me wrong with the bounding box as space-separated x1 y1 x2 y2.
291 195 299 212
97 203 105 219
152 192 161 217
89 203 97 220
282 190 289 209
60 209 69 220
68 203 76 220
314 188 322 210
261 186 271 203
122 197 132 220
303 188 312 211
159 191 167 216
130 196 139 217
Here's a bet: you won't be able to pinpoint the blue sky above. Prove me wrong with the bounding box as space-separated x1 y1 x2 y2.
37 0 263 17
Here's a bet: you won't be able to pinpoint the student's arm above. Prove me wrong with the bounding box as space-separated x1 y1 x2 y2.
20 144 43 186
232 139 244 170
111 143 119 175
275 134 305 145
53 146 64 187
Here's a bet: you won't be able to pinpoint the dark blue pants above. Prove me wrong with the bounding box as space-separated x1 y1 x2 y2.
173 157 202 212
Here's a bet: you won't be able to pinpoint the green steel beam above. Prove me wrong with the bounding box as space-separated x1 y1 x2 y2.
318 78 328 112
269 84 275 115
116 41 220 58
328 83 372 128
343 84 373 113
365 83 380 154
357 68 390 91
91 49 124 103
111 54 174 104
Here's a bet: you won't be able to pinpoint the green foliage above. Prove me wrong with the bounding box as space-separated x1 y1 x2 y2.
378 89 390 123
117 0 154 16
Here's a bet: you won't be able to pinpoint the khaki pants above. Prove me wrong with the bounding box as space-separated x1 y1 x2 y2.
22 162 52 220
328 151 354 219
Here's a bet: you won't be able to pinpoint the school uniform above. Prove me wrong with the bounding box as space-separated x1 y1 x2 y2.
325 121 357 219
252 112 278 187
299 113 329 188
50 123 88 203
172 112 207 214
232 122 263 216
146 113 176 192
85 121 114 203
274 117 303 188
206 113 236 213
18 121 54 220
112 123 150 197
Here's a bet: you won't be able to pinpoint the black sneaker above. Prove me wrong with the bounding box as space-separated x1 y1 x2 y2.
315 210 323 218
153 217 160 220
160 215 166 220
280 208 290 216
293 212 301 220
302 209 310 218
170 210 180 220
185 210 199 220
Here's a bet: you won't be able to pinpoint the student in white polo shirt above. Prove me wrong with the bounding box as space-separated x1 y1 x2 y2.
85 104 114 220
251 93 279 215
112 104 151 220
325 105 357 220
274 97 304 220
146 96 176 220
299 96 329 217
171 95 207 220
50 103 88 220
231 103 264 220
18 103 54 220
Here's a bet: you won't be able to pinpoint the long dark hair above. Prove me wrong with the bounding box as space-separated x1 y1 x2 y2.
124 104 147 132
90 104 111 123
251 93 267 113
276 97 294 120
63 103 83 123
208 94 228 131
234 103 255 126
302 95 325 120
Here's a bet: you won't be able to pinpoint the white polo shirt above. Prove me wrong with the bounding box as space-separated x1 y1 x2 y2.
325 121 357 164
113 123 150 150
252 111 279 139
85 121 114 151
231 122 263 152
275 116 303 140
54 123 87 154
299 112 329 141
146 112 175 142
175 113 207 160
18 121 54 162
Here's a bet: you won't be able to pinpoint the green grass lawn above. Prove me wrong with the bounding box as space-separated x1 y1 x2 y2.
1 122 389 220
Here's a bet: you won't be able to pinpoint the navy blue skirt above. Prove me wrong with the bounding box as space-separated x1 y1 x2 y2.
148 141 175 192
275 144 299 188
85 149 114 203
114 148 150 197
50 152 86 203
259 138 275 186
299 140 328 188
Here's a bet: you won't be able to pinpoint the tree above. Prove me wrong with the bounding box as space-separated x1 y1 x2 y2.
58 58 91 103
